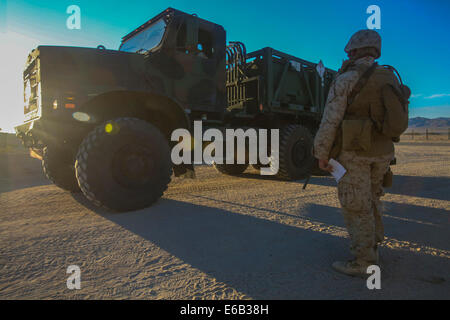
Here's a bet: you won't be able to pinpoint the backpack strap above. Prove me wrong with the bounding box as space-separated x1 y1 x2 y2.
382 64 404 85
347 62 378 106
382 64 411 104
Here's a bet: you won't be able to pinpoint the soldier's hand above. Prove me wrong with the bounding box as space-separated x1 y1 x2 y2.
318 159 333 172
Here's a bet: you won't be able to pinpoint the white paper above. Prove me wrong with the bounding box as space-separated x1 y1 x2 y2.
328 158 346 183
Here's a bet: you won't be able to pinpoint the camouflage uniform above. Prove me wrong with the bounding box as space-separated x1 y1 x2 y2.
337 150 393 264
314 33 394 269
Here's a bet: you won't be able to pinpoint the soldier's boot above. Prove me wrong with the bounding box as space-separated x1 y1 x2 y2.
331 260 372 278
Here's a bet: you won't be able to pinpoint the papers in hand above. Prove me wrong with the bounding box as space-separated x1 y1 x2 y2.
328 158 346 183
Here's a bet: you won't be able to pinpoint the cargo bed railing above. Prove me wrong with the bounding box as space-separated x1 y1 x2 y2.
226 42 250 110
247 47 336 115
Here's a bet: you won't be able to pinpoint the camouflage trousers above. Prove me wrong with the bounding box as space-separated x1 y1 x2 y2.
337 151 394 264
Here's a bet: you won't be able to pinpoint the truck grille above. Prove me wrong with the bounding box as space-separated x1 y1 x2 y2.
23 57 41 121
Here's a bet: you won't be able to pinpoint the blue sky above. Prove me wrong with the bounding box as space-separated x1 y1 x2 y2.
1 0 449 131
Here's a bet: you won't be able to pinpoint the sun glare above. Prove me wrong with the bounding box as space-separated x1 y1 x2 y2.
0 31 38 133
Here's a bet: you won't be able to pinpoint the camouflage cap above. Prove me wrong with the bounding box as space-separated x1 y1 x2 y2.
344 29 381 58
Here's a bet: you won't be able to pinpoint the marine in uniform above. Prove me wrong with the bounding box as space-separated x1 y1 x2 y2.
314 29 399 277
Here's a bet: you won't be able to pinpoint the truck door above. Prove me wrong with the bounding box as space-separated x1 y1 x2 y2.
173 17 225 114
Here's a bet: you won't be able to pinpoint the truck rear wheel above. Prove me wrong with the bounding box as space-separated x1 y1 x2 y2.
75 118 172 212
275 125 314 180
213 163 249 175
42 146 81 192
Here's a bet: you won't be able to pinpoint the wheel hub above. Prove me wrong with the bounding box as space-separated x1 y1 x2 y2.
112 144 155 188
292 139 307 167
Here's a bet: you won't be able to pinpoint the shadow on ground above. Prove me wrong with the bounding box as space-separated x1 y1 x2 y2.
188 194 450 252
240 170 329 183
72 193 450 299
0 151 50 194
300 202 450 251
309 174 450 201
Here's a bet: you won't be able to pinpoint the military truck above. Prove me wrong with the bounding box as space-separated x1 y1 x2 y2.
15 8 336 212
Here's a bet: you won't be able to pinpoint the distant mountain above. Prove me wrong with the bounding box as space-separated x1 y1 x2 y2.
408 117 450 128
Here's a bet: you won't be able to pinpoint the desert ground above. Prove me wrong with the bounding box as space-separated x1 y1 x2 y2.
0 135 449 299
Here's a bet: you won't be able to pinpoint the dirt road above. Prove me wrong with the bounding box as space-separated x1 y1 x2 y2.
0 142 449 299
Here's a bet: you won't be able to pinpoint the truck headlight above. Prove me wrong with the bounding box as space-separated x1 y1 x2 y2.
72 112 90 122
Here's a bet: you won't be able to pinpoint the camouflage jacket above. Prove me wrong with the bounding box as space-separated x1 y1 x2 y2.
313 56 375 160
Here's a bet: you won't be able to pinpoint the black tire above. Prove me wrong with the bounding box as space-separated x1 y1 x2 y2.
75 118 172 212
42 146 81 192
213 163 249 175
275 125 315 180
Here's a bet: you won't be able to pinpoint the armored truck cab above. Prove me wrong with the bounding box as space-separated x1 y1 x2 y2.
15 7 336 212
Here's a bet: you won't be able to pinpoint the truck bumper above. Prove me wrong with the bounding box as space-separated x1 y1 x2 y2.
14 118 92 153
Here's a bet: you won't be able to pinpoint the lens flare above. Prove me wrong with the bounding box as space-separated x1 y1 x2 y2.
105 123 113 133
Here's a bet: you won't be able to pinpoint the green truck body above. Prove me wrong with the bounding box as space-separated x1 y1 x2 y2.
15 7 336 211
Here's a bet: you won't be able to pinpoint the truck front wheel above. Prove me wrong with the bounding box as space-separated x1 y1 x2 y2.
42 146 81 192
75 118 172 212
275 124 314 180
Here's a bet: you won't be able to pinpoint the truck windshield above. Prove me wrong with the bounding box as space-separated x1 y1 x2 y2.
120 19 167 53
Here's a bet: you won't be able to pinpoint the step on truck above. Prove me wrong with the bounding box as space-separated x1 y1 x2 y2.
15 7 336 212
